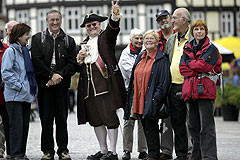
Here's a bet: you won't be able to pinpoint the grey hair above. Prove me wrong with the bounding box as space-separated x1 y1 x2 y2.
46 10 62 21
181 9 191 24
5 20 18 30
130 28 143 40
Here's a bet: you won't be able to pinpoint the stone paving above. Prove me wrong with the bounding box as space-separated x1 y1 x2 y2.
25 109 240 160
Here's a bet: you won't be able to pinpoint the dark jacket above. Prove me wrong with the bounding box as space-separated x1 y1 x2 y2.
179 36 222 101
31 29 77 88
77 16 126 125
124 48 171 120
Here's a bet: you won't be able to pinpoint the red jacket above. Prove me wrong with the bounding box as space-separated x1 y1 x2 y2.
179 36 222 101
0 42 9 104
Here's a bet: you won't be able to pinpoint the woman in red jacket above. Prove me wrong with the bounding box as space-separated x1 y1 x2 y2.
0 41 9 158
179 20 221 160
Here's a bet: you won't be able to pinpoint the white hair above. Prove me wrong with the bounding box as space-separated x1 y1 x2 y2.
5 20 18 30
130 28 143 40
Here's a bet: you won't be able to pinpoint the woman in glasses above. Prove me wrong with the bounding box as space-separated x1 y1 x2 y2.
124 30 171 160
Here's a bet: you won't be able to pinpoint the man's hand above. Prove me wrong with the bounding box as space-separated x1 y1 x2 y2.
76 48 87 64
46 73 63 87
111 0 122 17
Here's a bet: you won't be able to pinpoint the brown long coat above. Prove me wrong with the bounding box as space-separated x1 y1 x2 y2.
77 16 126 125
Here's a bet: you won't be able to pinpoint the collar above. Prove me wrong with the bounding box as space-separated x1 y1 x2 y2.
141 48 158 59
48 29 60 38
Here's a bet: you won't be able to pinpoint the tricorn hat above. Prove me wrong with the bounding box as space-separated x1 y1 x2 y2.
156 10 170 21
80 13 108 28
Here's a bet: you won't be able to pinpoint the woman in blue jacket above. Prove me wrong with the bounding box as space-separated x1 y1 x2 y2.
1 23 37 160
124 30 171 160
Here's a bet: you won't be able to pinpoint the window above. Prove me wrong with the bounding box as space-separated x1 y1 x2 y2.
0 0 2 14
16 10 29 24
121 6 137 33
237 11 240 36
38 9 49 32
86 6 102 15
65 7 81 34
191 12 205 23
220 12 234 37
146 5 163 30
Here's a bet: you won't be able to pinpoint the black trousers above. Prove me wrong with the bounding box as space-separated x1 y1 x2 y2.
6 102 30 158
141 118 160 158
0 104 10 155
169 84 188 158
187 99 218 160
38 85 69 155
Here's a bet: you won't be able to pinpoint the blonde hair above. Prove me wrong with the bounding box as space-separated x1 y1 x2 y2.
143 30 159 43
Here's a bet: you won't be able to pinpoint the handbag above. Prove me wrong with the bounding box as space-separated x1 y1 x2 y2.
158 102 169 119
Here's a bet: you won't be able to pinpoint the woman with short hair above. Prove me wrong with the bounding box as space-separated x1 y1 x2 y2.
179 20 221 160
125 30 171 160
1 23 37 160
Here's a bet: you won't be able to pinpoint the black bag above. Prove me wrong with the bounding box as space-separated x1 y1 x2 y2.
158 103 169 119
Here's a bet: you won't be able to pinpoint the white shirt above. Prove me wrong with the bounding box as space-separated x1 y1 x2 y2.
84 36 99 64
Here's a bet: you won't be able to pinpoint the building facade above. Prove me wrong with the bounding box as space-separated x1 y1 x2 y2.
3 0 240 51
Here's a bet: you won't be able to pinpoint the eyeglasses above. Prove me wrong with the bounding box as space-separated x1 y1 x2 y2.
86 22 98 28
144 37 155 41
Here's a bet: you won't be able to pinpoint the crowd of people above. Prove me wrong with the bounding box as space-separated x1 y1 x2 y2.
0 0 222 160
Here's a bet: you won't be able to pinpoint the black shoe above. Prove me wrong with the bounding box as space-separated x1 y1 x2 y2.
138 152 148 159
174 157 187 160
100 151 118 160
122 151 131 160
159 153 172 160
41 152 54 160
87 151 105 160
147 157 158 160
59 152 71 160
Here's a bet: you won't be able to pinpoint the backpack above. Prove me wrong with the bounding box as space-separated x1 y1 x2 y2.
41 31 69 48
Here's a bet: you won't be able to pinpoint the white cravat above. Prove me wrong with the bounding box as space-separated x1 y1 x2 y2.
84 36 99 64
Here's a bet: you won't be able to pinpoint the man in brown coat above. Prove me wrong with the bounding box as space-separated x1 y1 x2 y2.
76 1 126 160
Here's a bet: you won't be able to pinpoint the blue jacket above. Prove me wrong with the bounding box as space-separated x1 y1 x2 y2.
124 48 171 120
1 43 35 103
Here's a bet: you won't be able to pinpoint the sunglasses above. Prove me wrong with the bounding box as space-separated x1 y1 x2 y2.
86 22 98 28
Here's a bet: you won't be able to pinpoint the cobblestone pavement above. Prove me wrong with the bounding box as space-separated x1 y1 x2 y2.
25 109 240 160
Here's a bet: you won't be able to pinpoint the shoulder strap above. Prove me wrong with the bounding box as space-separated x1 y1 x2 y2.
41 30 69 48
41 31 46 44
64 35 69 48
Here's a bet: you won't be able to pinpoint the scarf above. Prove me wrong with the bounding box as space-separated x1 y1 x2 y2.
192 36 206 57
22 46 37 96
130 43 142 55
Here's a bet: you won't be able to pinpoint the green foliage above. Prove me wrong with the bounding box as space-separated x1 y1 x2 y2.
216 82 240 108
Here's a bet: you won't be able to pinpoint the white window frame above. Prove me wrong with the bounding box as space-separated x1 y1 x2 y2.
16 10 29 24
65 7 81 34
146 5 163 30
220 12 234 37
191 11 205 23
121 6 137 34
38 9 49 32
